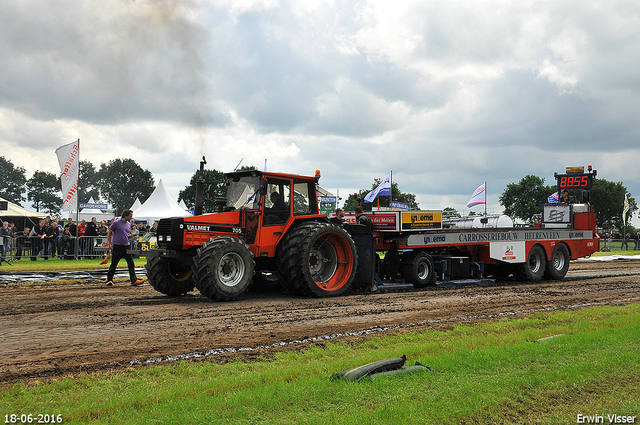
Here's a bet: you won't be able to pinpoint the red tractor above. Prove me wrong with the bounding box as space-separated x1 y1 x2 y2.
144 169 360 301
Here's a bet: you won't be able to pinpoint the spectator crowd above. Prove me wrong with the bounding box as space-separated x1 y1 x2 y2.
0 216 157 262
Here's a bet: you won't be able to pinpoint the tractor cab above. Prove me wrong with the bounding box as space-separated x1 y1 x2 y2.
222 170 325 258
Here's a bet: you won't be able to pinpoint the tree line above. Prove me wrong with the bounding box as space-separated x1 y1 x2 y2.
0 156 256 216
499 174 637 231
1 155 636 232
343 173 637 232
0 156 155 214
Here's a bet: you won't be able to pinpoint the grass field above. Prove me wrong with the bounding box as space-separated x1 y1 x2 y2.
2 248 638 423
1 257 147 273
1 303 638 424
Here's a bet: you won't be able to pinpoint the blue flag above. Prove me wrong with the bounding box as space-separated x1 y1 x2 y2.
547 192 559 203
364 172 392 203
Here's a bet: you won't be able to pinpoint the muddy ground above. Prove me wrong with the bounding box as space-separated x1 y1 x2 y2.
1 260 639 385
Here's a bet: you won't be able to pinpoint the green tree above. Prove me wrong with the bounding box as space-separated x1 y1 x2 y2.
343 182 419 211
178 169 226 213
97 158 155 213
499 175 556 223
499 174 638 230
590 179 637 230
78 160 101 204
442 207 461 219
0 156 27 205
26 171 62 214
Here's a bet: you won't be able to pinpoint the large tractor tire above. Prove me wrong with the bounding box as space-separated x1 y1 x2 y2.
192 236 255 301
402 251 436 288
276 222 357 297
544 243 570 280
514 245 546 282
146 256 195 296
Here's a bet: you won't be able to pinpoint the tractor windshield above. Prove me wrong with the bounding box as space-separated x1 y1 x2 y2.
226 176 261 210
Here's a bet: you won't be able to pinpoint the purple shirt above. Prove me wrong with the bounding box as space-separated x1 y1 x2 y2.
109 219 131 246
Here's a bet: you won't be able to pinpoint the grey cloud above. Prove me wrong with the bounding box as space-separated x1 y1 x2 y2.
2 0 640 219
0 0 224 127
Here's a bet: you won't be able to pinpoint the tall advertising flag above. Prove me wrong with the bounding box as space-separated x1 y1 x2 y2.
56 140 79 212
364 172 392 203
623 193 629 226
467 183 486 208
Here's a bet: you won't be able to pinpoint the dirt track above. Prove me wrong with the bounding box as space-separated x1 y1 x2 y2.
1 260 639 384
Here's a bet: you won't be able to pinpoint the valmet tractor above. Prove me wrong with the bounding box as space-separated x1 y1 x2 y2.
144 169 360 301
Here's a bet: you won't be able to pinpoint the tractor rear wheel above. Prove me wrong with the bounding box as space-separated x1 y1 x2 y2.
192 237 255 301
146 256 195 296
276 222 357 297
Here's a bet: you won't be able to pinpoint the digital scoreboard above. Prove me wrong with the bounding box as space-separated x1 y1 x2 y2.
556 173 593 190
554 165 596 192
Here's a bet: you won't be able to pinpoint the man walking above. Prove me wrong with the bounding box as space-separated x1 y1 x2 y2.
106 209 143 286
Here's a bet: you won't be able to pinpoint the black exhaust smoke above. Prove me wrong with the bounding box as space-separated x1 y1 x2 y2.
195 156 206 216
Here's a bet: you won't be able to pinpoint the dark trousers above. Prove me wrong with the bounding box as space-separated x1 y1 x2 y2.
31 238 41 261
106 244 137 283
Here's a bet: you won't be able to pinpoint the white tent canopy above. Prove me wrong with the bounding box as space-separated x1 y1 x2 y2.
79 197 103 214
130 198 142 211
0 197 47 220
0 196 47 229
133 179 192 223
78 197 115 222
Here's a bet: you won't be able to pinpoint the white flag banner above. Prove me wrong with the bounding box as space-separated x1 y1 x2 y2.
623 193 629 225
467 183 486 208
56 140 79 212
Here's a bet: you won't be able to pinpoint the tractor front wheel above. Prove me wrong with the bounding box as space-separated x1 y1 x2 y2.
192 237 255 301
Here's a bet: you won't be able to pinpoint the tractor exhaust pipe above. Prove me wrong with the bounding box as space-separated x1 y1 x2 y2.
195 156 206 216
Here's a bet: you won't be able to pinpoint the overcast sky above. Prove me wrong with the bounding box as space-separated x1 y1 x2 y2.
1 0 639 223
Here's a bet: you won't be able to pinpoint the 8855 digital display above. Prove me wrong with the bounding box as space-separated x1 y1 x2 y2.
556 173 593 190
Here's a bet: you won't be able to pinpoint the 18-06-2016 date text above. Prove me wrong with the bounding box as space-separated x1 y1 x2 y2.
5 414 63 424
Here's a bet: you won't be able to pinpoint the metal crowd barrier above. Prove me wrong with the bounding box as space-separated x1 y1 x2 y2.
5 236 113 261
600 238 640 252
